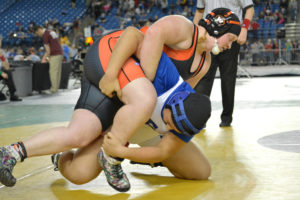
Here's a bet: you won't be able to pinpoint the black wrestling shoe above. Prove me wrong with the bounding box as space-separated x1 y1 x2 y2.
0 92 6 101
0 147 17 187
219 121 231 127
10 95 22 102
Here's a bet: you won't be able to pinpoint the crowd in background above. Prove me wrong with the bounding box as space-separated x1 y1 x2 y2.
0 0 299 66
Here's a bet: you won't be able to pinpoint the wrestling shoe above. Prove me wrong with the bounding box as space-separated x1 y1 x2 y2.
98 150 130 192
0 147 17 187
51 153 62 171
219 121 231 127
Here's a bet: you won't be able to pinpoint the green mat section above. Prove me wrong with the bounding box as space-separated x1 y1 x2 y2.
0 105 74 129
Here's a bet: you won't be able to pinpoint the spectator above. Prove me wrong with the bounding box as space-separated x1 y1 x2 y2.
264 2 272 17
93 24 105 38
161 0 168 13
250 19 260 40
285 39 292 64
62 44 70 62
273 39 279 62
257 40 265 64
291 40 297 64
279 0 288 11
60 33 71 46
296 40 300 64
33 25 63 94
69 44 78 60
251 41 260 65
7 48 16 58
13 48 24 61
277 13 285 25
72 17 80 37
71 0 76 8
25 47 41 62
100 12 106 23
37 46 45 58
53 18 61 30
289 0 297 22
92 0 102 20
61 8 67 16
0 47 22 101
264 39 274 65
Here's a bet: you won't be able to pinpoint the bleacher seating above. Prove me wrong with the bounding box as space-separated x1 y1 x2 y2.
96 1 195 31
0 0 297 44
250 2 291 40
0 0 16 14
0 0 86 38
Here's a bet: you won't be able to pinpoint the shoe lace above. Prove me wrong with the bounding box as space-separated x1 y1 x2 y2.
2 155 16 170
111 164 124 179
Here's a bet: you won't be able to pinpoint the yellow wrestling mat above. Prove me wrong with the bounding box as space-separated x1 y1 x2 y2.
0 77 300 200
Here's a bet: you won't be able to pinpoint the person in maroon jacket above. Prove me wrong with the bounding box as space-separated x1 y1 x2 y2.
34 25 63 94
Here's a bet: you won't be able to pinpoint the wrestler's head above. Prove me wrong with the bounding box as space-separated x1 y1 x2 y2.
199 8 241 55
164 91 211 136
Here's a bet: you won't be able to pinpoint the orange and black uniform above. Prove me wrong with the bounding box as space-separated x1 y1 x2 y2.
141 25 206 80
75 26 205 131
75 30 146 130
162 25 206 80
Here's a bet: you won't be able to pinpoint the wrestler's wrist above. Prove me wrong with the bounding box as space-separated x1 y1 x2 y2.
105 69 118 79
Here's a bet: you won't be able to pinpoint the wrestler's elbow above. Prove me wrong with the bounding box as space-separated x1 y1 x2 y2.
125 26 143 39
157 149 173 162
145 24 164 42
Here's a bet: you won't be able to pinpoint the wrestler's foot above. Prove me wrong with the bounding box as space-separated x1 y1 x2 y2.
51 153 62 171
0 147 17 187
98 149 130 192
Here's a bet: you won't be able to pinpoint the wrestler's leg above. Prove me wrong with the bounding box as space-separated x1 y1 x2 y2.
110 77 157 144
23 109 102 157
162 141 211 180
58 135 104 185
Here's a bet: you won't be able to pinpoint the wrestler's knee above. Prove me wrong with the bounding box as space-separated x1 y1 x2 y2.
65 173 97 185
132 79 157 116
136 91 156 117
59 152 100 185
192 164 211 180
169 164 211 180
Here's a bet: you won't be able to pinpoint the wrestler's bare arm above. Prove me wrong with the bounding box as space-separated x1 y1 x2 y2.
105 27 144 79
140 15 195 81
99 26 147 97
103 131 185 163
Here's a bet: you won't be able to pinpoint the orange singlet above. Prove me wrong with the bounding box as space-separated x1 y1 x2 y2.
98 30 145 89
140 25 206 80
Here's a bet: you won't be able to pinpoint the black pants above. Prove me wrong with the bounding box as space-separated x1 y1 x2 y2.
195 42 240 123
0 69 16 96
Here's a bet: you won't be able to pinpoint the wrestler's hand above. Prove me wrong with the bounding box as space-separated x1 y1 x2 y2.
99 74 121 98
102 132 125 157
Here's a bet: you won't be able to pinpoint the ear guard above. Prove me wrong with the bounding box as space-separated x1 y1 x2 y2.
166 91 202 136
199 7 241 38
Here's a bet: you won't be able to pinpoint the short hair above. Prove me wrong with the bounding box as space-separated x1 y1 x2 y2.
32 25 43 33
